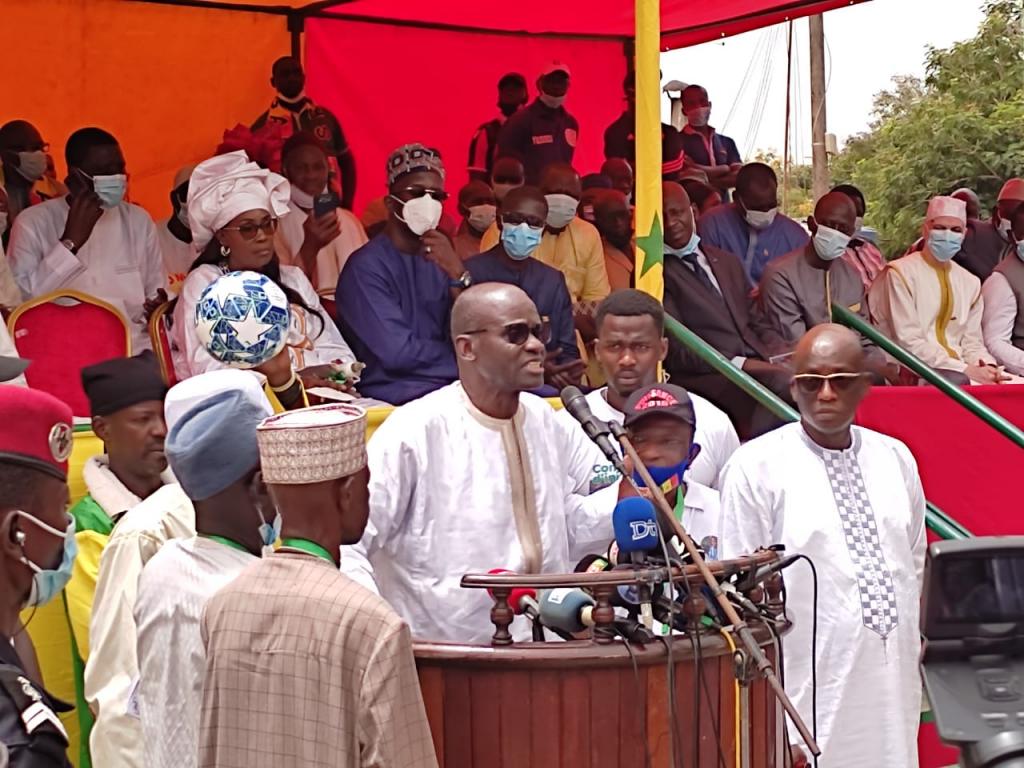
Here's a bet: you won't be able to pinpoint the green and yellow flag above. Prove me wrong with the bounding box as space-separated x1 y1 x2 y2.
633 0 664 301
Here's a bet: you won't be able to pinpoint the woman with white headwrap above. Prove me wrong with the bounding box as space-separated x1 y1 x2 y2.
170 151 356 387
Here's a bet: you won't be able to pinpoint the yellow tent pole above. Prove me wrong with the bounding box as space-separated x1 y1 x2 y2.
633 0 664 301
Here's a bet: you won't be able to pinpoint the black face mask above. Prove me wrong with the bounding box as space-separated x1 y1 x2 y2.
499 102 522 118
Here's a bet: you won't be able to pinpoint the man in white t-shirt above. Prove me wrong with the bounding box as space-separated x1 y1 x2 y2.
556 288 739 491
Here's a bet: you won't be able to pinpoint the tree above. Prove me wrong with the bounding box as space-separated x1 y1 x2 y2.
831 0 1024 257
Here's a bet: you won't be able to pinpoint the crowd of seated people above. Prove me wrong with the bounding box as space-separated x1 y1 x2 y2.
0 55 1022 425
3 53 1024 768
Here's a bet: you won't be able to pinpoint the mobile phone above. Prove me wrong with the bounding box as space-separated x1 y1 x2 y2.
313 192 340 218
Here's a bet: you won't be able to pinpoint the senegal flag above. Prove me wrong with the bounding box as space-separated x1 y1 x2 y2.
633 0 664 301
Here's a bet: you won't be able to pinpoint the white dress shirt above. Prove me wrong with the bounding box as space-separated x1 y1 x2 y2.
8 196 165 351
981 271 1024 375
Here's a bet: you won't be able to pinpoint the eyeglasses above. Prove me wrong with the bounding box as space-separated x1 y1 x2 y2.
221 217 279 240
792 372 869 394
464 320 551 346
397 186 448 203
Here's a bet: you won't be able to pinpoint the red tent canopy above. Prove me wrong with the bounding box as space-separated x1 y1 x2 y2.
309 0 864 49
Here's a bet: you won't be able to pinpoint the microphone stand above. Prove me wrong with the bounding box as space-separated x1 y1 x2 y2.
609 422 821 757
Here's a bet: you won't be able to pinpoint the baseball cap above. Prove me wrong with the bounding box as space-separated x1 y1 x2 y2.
541 61 571 78
998 178 1024 203
623 384 696 429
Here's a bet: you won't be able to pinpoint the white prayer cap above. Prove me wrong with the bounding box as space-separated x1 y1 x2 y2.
173 164 197 190
257 403 367 485
164 369 271 432
998 178 1024 203
925 195 966 226
186 150 290 249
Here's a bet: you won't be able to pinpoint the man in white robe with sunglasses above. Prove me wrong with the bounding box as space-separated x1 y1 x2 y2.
343 283 610 644
720 324 926 768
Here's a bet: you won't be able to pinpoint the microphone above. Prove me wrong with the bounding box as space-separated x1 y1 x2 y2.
537 588 597 634
612 497 660 566
735 553 800 592
560 386 627 476
612 497 661 628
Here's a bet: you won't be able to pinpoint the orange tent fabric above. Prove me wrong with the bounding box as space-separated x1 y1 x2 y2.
2 0 290 220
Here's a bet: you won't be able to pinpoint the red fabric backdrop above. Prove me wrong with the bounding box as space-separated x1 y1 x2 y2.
855 385 1024 538
857 386 1024 768
305 17 627 213
313 0 868 49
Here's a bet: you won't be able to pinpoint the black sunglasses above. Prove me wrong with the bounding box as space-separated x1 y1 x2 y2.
792 372 868 395
464 319 551 346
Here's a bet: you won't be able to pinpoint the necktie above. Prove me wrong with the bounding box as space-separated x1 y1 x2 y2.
679 252 721 296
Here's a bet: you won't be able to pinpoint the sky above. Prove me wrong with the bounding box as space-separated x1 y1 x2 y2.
660 0 987 162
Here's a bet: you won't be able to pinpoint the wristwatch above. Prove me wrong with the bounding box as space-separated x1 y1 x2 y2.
60 238 77 254
449 271 472 290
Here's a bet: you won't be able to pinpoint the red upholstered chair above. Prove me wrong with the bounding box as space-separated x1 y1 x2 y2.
7 290 131 416
148 301 179 387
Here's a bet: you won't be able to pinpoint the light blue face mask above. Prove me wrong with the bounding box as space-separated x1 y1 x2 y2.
665 231 701 258
927 229 964 262
17 511 77 607
812 224 852 261
85 172 127 208
258 508 282 548
1016 240 1024 262
501 221 544 260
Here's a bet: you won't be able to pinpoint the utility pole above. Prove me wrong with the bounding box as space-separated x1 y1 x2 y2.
809 14 830 200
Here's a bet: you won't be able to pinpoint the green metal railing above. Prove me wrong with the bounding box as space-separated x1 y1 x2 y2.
664 316 970 540
832 304 1024 452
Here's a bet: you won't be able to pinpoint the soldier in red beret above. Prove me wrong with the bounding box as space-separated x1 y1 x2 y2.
0 386 75 767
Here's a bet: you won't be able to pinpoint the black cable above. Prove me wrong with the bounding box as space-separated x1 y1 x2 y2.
692 626 728 768
651 504 685 768
622 637 654 768
786 554 819 768
691 629 700 768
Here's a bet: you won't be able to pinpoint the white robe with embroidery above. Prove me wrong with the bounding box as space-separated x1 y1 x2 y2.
342 382 609 644
720 423 926 768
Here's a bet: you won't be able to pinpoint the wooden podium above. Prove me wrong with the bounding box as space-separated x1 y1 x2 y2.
414 555 787 768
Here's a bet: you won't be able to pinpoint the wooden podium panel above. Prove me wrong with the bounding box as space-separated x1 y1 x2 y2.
415 629 782 768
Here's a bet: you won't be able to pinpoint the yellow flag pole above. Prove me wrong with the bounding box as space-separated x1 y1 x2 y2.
633 0 664 301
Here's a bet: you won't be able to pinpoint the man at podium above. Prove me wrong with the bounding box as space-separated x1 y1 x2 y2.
342 283 610 643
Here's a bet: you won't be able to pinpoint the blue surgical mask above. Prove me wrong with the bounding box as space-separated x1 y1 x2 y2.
92 173 128 208
631 444 701 491
501 222 544 260
665 231 701 258
258 509 282 548
16 511 77 607
812 224 851 261
927 229 964 262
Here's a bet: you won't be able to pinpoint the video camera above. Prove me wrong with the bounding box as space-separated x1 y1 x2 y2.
921 536 1024 767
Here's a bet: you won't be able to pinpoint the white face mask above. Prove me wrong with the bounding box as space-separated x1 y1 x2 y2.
467 204 496 233
15 150 48 182
539 93 566 109
686 106 711 128
392 194 443 236
853 216 864 233
744 207 778 230
0 211 7 237
88 173 127 208
290 185 316 210
812 224 852 261
998 217 1013 240
544 193 579 229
